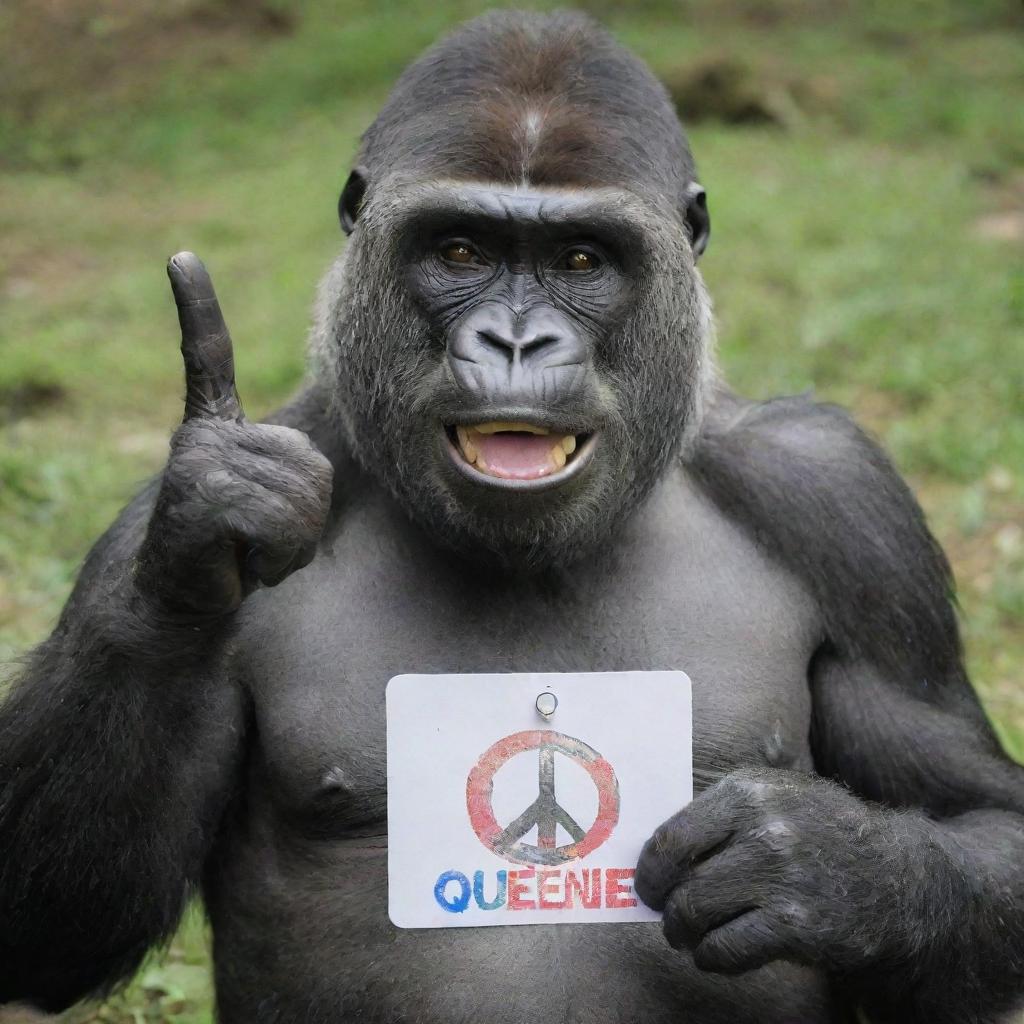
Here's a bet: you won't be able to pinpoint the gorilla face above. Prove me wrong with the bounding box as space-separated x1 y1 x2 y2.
314 177 714 570
405 185 636 489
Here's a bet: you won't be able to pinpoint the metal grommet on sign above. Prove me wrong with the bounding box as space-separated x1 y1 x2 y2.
535 691 558 719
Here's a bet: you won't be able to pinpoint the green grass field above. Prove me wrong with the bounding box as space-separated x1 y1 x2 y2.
1 1 1022 1020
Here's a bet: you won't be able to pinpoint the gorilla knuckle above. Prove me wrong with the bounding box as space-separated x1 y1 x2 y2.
240 426 333 495
754 818 798 856
168 440 218 479
284 465 332 519
199 467 235 493
735 770 771 795
169 421 258 484
703 775 761 819
649 821 680 855
240 422 317 460
729 771 791 812
169 417 221 451
773 899 810 935
201 469 274 517
300 451 335 499
690 938 725 972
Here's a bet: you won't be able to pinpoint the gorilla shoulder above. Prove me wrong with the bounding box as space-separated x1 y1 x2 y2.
689 391 959 686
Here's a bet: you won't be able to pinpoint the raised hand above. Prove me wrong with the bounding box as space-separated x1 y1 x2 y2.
634 768 936 976
136 252 333 617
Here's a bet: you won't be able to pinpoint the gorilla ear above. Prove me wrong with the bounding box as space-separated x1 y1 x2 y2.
683 182 710 260
339 167 369 236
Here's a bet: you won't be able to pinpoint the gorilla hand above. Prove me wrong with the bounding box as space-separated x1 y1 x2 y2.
634 768 937 976
135 252 333 618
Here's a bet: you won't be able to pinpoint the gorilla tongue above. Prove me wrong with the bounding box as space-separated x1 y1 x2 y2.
459 423 574 480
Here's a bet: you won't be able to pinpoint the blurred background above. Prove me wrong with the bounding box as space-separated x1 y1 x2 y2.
1 0 1022 1019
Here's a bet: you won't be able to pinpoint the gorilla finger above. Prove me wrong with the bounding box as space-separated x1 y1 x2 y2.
662 881 757 952
637 822 734 913
210 476 327 549
225 441 333 520
236 421 317 454
244 463 332 531
683 827 788 911
692 909 791 975
661 886 702 950
290 539 320 575
244 544 308 589
236 424 333 482
167 252 243 424
635 786 750 911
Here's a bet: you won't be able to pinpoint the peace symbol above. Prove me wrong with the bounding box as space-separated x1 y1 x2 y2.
465 729 620 867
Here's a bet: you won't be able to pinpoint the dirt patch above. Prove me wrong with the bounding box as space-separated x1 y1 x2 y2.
972 170 1024 243
0 0 296 168
974 211 1024 243
662 57 815 130
0 382 68 424
0 242 100 300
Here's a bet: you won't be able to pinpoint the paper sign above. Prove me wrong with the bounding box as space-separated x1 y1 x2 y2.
386 671 692 928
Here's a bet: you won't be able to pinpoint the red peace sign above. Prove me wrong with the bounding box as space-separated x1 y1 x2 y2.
465 730 620 867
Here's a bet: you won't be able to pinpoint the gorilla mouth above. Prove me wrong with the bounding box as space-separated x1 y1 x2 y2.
444 421 597 489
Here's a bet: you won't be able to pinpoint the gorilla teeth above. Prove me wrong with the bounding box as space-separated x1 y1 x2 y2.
456 426 478 464
453 422 580 479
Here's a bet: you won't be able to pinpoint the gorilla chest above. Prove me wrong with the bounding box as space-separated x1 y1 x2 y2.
236 476 822 831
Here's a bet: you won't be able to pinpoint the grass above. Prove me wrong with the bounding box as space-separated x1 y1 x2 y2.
0 1 1021 1020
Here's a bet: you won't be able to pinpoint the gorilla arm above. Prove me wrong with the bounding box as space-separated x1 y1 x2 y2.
809 651 1024 1021
0 482 245 1011
634 391 1024 1023
0 255 332 1010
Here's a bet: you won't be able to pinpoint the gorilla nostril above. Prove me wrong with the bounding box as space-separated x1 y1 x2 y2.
476 330 563 362
520 333 562 356
476 330 514 359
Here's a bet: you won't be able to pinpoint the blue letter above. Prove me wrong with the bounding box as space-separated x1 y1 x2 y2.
473 869 507 911
434 870 471 913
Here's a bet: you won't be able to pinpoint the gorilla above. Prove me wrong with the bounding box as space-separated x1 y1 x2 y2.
1 10 1022 1024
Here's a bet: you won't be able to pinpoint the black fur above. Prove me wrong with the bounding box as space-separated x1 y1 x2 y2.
0 507 244 1007
692 388 961 687
356 10 697 206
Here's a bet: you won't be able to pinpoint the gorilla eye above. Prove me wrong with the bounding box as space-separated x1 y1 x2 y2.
440 242 480 266
563 249 600 272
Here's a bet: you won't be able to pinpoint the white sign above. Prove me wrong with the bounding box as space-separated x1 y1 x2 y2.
386 671 692 929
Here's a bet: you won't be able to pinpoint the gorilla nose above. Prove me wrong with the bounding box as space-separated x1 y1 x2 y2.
476 327 563 364
447 306 589 402
451 307 585 368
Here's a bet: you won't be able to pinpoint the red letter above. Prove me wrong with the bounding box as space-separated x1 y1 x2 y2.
537 869 567 910
605 868 637 909
508 869 536 910
564 868 601 909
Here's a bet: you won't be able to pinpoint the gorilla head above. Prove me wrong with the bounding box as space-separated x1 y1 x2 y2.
312 10 713 568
